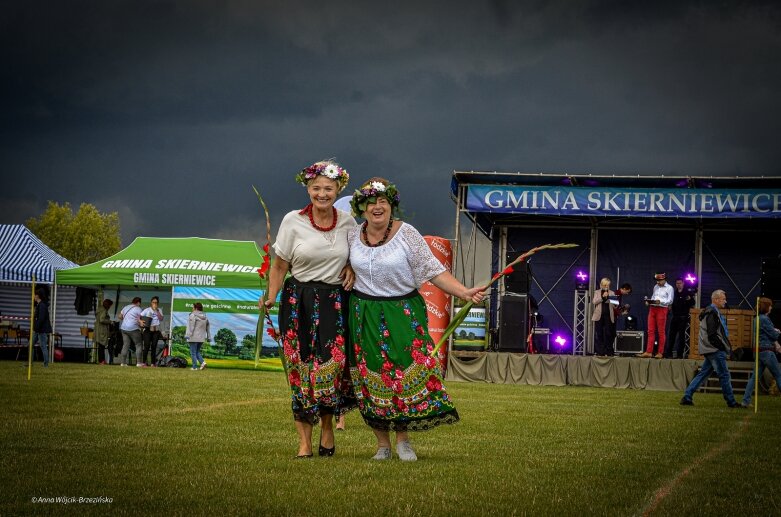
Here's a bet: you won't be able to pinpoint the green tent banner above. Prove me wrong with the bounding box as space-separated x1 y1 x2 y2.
57 237 266 290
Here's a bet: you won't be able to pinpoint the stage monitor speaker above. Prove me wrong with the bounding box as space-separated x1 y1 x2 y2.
615 331 644 355
505 254 532 294
761 257 781 299
498 295 529 352
532 327 550 354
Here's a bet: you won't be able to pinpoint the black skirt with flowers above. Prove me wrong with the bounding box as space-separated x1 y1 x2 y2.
278 277 356 425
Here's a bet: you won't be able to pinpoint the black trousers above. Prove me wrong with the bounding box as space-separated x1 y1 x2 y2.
142 329 161 365
665 316 689 358
594 310 615 356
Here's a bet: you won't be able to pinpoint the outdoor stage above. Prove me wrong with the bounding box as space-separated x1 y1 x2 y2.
447 352 764 393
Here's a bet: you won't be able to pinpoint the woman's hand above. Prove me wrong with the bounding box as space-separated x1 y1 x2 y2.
259 296 275 310
464 286 487 304
340 264 355 291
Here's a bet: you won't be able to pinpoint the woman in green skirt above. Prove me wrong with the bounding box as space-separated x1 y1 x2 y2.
348 178 486 461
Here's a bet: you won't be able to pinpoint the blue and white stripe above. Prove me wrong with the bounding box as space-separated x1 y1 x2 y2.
0 225 77 284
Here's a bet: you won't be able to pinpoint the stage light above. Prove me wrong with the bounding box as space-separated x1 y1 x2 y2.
554 335 567 347
625 315 637 331
575 270 588 291
684 273 697 284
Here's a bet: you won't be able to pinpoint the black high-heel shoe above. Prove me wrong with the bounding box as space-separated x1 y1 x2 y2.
318 444 335 457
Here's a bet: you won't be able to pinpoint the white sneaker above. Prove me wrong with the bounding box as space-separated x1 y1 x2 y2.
371 447 391 460
396 441 417 461
200 361 207 370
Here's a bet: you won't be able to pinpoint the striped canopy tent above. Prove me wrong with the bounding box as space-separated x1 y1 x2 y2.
0 225 77 284
0 225 79 357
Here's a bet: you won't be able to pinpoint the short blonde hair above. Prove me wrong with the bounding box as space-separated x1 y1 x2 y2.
600 278 611 289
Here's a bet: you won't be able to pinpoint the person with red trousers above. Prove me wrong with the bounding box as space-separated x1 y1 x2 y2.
641 273 674 358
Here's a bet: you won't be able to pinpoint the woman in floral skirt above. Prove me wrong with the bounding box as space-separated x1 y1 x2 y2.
264 160 356 458
348 178 485 461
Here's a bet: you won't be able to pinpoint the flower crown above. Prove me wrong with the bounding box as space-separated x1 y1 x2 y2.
350 180 401 217
295 160 349 192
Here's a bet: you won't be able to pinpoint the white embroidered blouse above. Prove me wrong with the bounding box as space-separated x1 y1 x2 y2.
349 222 445 297
273 208 356 284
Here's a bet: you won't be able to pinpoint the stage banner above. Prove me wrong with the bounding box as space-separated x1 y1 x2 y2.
466 185 781 218
171 286 280 367
421 237 452 362
452 305 487 351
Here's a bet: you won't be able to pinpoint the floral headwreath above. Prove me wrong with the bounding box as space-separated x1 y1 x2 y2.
350 179 401 218
294 160 350 192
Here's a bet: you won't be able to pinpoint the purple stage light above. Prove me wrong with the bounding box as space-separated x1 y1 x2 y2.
576 271 588 282
554 335 567 347
684 273 697 284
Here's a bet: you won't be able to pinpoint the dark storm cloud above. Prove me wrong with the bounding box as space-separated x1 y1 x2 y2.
2 1 780 244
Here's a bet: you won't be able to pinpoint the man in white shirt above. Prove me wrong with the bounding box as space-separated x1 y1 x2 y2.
641 273 675 358
119 296 145 367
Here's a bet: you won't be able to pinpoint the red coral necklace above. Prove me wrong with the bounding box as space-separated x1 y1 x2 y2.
300 204 337 232
362 218 394 247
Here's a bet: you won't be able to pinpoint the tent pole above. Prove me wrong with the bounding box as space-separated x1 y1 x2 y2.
51 278 57 365
169 286 174 356
27 274 35 380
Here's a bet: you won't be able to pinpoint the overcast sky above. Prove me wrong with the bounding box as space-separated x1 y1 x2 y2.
2 0 780 247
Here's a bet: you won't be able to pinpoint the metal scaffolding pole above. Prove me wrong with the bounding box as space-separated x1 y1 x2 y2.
573 289 588 355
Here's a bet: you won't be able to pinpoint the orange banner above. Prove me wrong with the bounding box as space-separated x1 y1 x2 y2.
421 236 452 364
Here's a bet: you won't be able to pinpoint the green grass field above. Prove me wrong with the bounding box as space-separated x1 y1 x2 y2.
1 361 779 516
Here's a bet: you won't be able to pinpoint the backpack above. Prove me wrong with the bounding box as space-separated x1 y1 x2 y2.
157 356 188 368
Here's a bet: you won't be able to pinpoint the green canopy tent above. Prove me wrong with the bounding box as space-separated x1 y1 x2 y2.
56 236 266 290
55 237 273 368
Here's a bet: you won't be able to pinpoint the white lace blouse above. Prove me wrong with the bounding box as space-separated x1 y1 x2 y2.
349 222 446 297
273 208 356 284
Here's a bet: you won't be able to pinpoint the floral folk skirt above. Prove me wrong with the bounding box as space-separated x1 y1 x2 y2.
348 290 459 432
278 277 356 425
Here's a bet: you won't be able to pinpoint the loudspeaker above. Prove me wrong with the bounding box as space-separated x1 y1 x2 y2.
498 295 529 352
505 254 532 294
615 331 644 354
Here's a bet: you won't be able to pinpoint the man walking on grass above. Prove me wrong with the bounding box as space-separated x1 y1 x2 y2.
680 289 743 408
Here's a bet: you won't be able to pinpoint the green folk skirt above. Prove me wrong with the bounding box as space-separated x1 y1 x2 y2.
348 290 459 432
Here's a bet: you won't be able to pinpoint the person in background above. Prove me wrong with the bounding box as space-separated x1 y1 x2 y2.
264 159 356 459
641 273 674 358
680 290 743 408
592 277 616 356
664 278 695 359
140 296 164 366
347 177 485 461
741 297 781 407
33 288 52 367
614 283 633 318
119 297 145 367
95 298 114 365
185 302 210 371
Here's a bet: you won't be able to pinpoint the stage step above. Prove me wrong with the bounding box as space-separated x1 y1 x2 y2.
697 362 779 395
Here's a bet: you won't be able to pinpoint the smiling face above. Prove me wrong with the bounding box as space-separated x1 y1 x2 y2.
306 175 338 210
365 196 392 226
